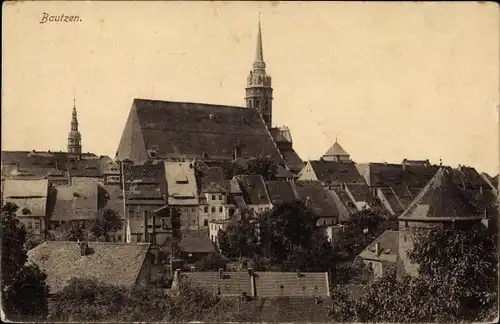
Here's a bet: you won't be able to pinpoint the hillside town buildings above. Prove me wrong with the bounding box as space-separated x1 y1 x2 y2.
1 19 498 307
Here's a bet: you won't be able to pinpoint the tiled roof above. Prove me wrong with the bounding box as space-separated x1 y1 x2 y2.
240 297 332 322
236 175 271 206
51 178 99 221
3 179 48 217
265 181 298 205
180 271 252 297
280 149 305 173
358 230 399 262
323 141 349 157
452 166 490 189
390 185 413 209
345 183 373 203
309 161 365 185
1 151 111 179
164 161 198 205
116 99 285 164
222 179 242 194
178 231 216 254
331 188 357 214
254 271 329 298
399 167 480 220
199 167 225 192
295 181 339 218
99 185 125 217
27 241 150 293
202 182 227 194
369 163 439 188
275 165 297 179
380 187 404 214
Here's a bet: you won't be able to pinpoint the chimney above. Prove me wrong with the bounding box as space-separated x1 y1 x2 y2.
402 158 407 170
79 241 89 256
219 268 223 279
375 243 381 256
248 268 253 277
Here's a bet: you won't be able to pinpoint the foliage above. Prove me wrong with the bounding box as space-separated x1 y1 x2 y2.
328 222 498 322
218 213 259 258
25 235 44 250
1 202 50 321
90 208 123 242
333 209 396 260
219 157 278 181
170 278 221 322
193 253 228 271
259 201 318 263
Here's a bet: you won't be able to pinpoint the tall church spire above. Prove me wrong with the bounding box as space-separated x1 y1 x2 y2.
67 98 82 154
254 17 265 66
246 16 273 129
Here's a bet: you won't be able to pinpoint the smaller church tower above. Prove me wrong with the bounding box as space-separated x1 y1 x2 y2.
67 99 82 154
246 18 273 129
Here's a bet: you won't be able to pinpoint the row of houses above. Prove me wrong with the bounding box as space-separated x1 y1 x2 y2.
1 148 497 248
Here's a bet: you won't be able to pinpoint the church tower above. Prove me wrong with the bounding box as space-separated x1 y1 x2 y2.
246 18 273 129
67 99 82 154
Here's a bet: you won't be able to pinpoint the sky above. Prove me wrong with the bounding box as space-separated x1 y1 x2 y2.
2 1 499 175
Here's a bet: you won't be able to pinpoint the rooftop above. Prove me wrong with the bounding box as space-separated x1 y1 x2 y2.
27 241 150 293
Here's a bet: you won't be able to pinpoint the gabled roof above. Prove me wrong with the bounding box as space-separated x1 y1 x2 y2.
178 231 216 254
179 271 252 297
309 161 365 185
3 179 49 217
358 230 399 262
280 149 305 173
115 99 285 164
265 181 298 205
27 241 150 293
51 178 99 221
295 181 339 218
1 151 111 180
275 165 297 179
399 167 480 221
323 141 349 157
164 161 198 204
99 185 125 217
236 175 271 206
368 162 439 188
203 182 227 194
254 271 329 298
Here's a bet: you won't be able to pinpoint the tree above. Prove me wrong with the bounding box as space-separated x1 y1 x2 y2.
64 225 87 241
259 201 318 263
219 157 278 181
90 209 123 242
328 222 498 322
333 209 396 260
1 202 49 321
220 212 260 258
216 228 230 254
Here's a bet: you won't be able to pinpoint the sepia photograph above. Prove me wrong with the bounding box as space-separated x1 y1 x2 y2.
1 1 499 322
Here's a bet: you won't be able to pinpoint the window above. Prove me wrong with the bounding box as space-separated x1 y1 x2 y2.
219 207 223 213
204 206 208 213
256 99 260 108
219 195 222 200
128 208 134 216
137 234 142 243
117 235 122 242
35 221 40 229
80 220 86 229
212 195 216 200
204 219 208 226
27 222 33 229
192 208 196 213
211 207 216 213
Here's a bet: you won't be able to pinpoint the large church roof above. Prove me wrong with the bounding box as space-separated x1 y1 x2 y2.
116 99 285 164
